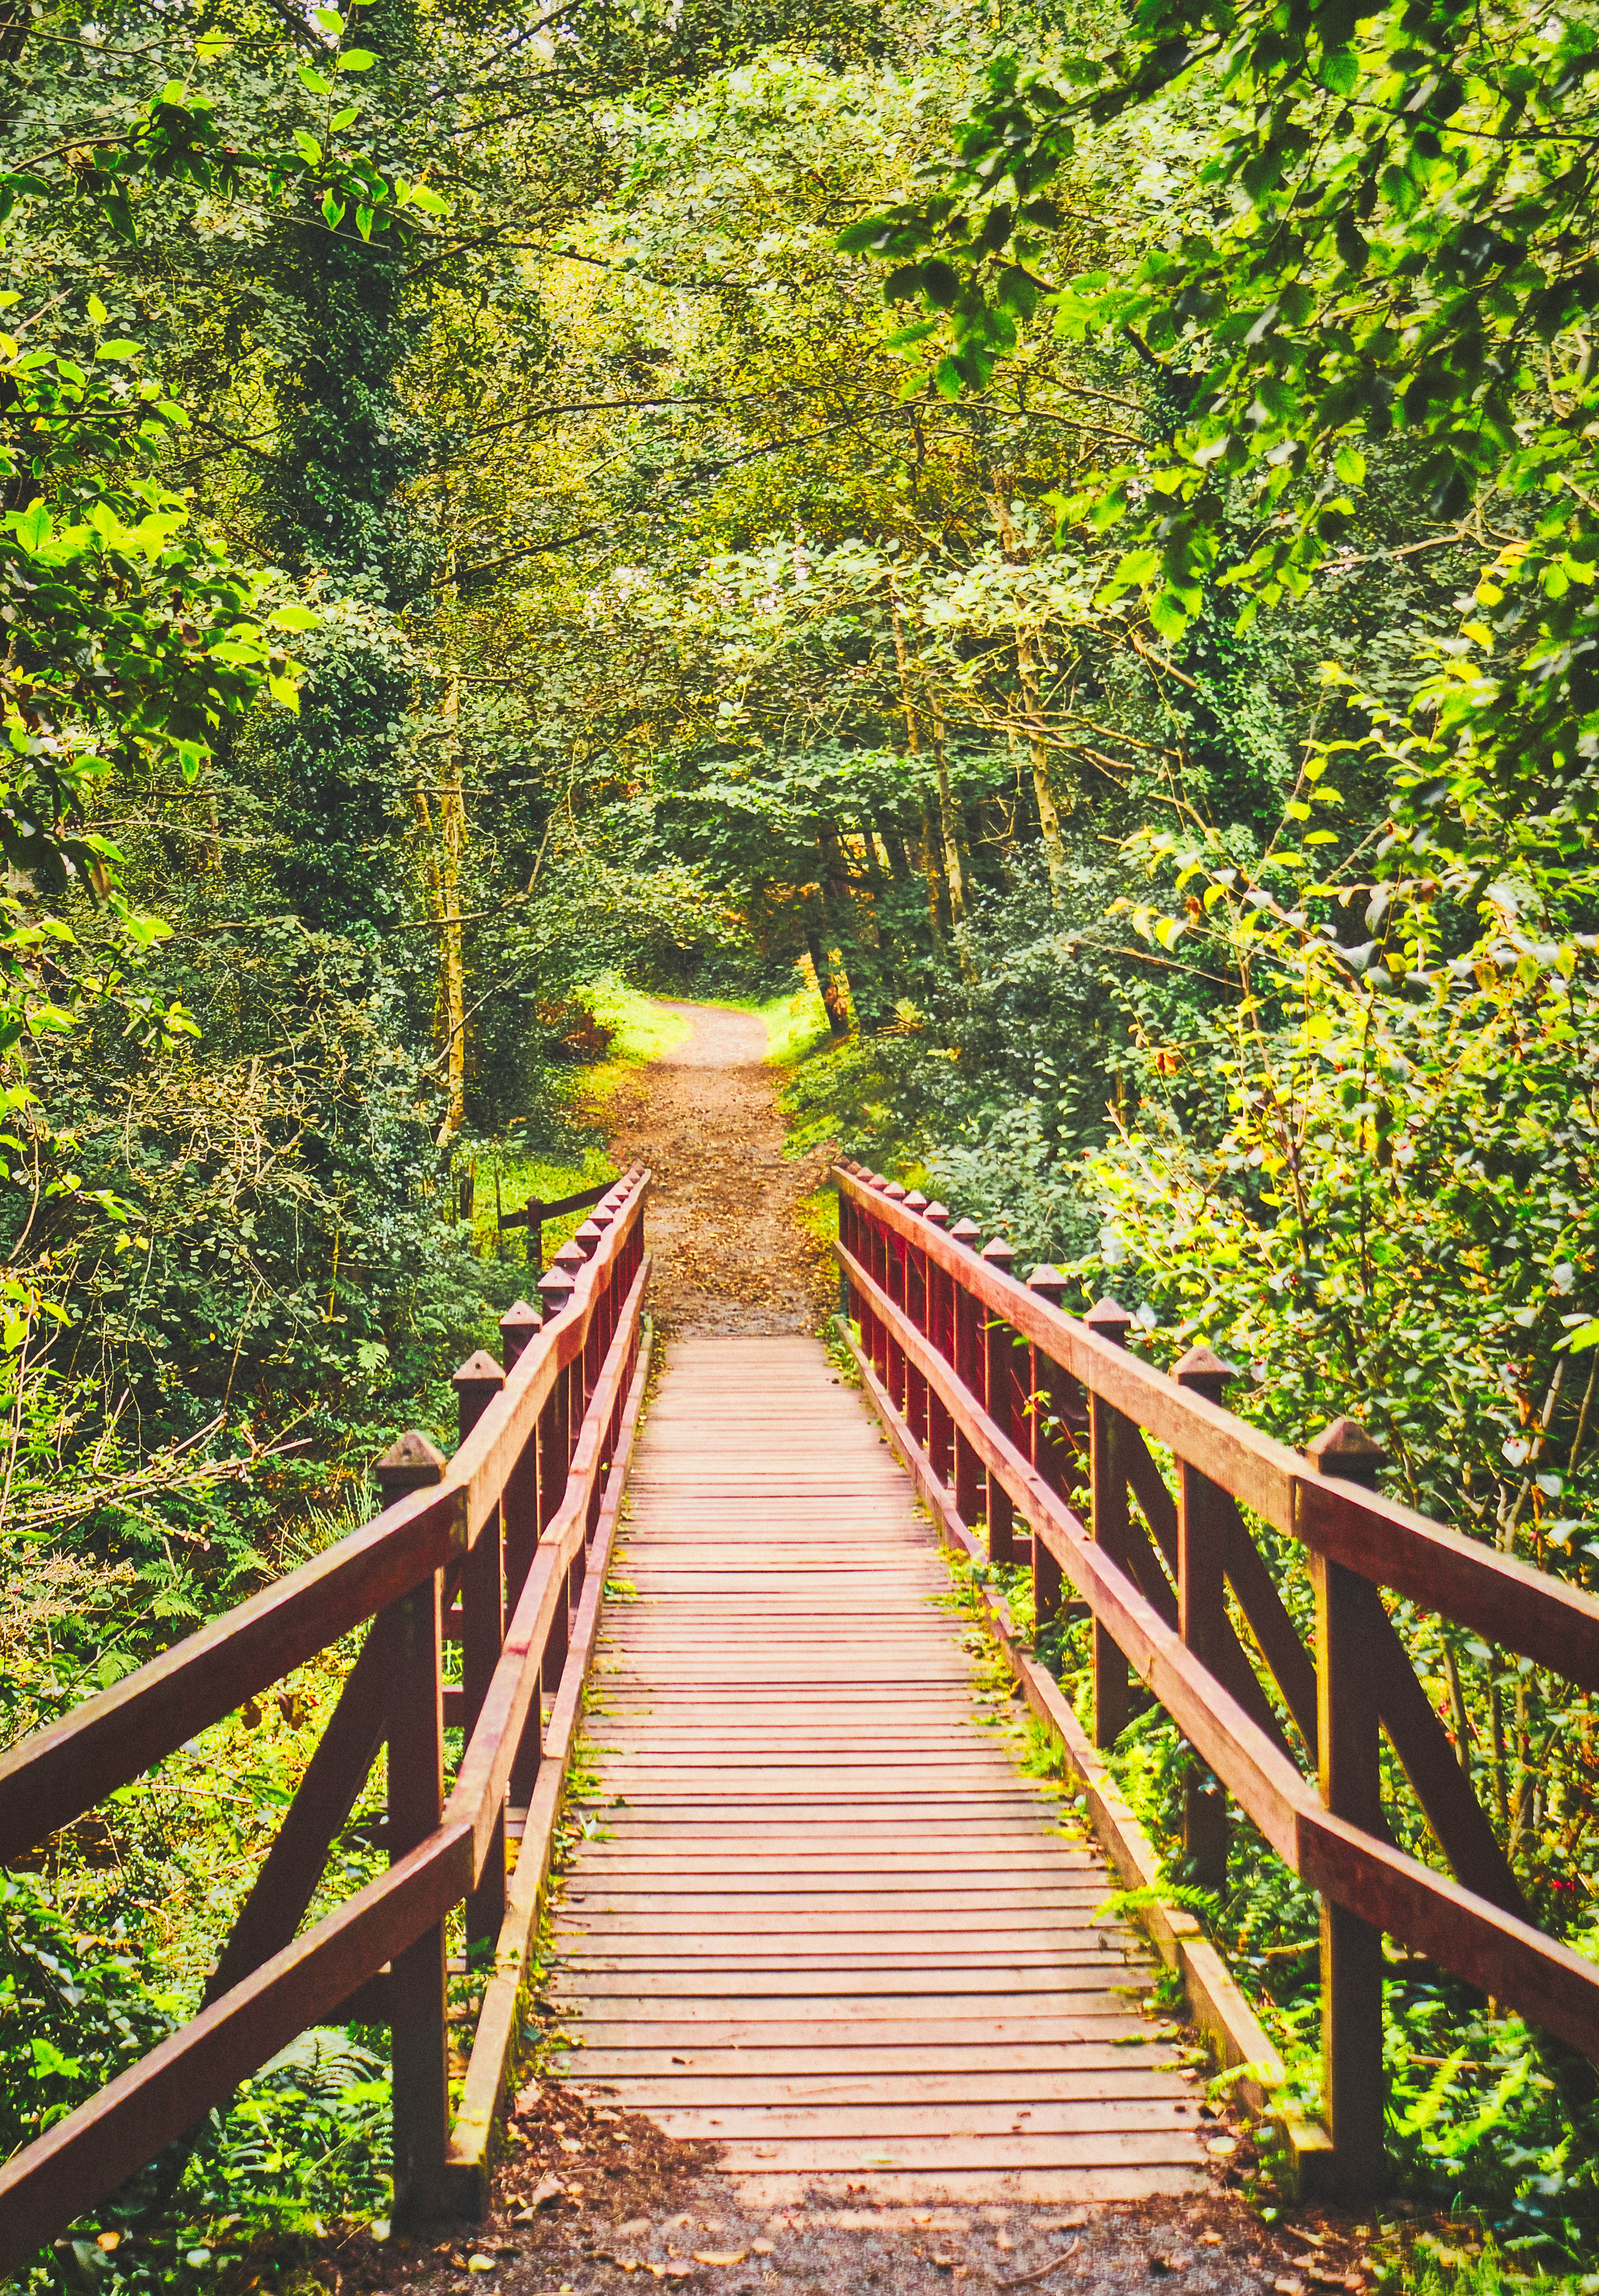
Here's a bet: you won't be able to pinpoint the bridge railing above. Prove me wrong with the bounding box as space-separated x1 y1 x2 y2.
832 1160 1599 2199
0 1170 653 2272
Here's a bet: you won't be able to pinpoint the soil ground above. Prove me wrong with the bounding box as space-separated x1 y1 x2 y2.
602 1004 835 1337
338 1004 1386 2296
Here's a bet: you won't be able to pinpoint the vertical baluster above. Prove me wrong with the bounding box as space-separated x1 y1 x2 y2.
903 1192 930 1447
375 1433 449 2219
1085 1294 1134 1747
537 1264 576 1689
1025 1267 1068 1631
950 1218 983 1528
454 1351 507 1948
923 1204 953 1483
979 1238 1017 1564
1173 1345 1238 1892
1309 1417 1390 2201
882 1182 909 1412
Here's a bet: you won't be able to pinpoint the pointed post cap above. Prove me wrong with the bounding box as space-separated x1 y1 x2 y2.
375 1429 446 1501
1085 1295 1134 1348
924 1201 950 1227
1173 1344 1237 1403
979 1237 1016 1277
572 1219 604 1258
950 1217 982 1250
1306 1416 1387 1489
453 1349 505 1391
553 1239 587 1274
867 1171 889 1190
499 1300 543 1367
591 1206 615 1230
884 1180 907 1202
538 1264 576 1319
1027 1265 1068 1308
904 1190 929 1215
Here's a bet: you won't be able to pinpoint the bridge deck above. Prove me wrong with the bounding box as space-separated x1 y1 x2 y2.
550 1334 1206 2204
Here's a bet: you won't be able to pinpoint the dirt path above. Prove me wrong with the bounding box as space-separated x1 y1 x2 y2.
604 1003 835 1336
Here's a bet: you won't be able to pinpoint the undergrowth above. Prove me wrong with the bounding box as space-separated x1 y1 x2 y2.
926 1532 1599 2281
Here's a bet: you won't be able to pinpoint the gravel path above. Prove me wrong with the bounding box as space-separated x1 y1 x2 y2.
603 1004 834 1337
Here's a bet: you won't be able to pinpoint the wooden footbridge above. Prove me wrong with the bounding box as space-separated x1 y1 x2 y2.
4 1168 1599 2261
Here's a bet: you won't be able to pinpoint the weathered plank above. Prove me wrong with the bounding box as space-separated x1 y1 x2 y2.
552 1333 1202 2204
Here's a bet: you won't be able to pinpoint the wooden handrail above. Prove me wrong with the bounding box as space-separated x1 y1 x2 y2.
834 1162 1599 1687
0 1171 652 2275
832 1160 1599 2202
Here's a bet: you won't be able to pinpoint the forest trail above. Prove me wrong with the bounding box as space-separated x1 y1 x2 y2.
603 1002 834 1335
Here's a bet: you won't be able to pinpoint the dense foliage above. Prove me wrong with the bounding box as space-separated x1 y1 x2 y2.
4 0 1599 2276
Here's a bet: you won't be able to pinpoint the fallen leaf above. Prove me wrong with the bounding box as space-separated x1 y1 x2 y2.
467 2258 496 2274
1206 2137 1238 2159
750 2243 775 2256
96 2237 121 2255
527 2175 565 2211
1150 2257 1189 2275
691 2255 748 2269
1197 2236 1223 2248
995 2236 1014 2253
559 2138 584 2154
1274 2280 1305 2296
933 2256 957 2272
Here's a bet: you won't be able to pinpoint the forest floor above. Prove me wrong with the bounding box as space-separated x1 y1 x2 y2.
319 1003 1389 2296
602 1001 835 1336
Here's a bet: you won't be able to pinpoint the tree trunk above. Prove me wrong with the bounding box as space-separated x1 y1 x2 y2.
993 489 1068 903
803 911 851 1037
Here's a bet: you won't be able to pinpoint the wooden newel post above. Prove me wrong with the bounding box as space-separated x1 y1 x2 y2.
538 1265 576 1690
903 1192 930 1447
950 1218 983 1529
883 1182 909 1411
1026 1267 1068 1631
979 1238 1017 1564
1173 1346 1238 1893
375 1432 450 2220
499 1301 544 1811
455 1351 507 1951
1308 1414 1391 2202
1085 1295 1135 1748
923 1204 953 1483
867 1176 891 1382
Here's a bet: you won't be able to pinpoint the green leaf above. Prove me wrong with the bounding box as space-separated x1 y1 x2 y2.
86 292 109 324
94 340 142 361
272 605 322 631
13 500 52 553
338 47 379 69
298 65 331 93
331 104 359 129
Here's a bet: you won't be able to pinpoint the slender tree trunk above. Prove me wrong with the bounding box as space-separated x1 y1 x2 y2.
417 528 469 1147
889 579 946 947
929 688 973 983
803 910 851 1037
993 489 1067 903
819 825 888 1030
919 800 949 937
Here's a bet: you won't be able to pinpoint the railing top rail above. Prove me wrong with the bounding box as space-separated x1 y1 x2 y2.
0 1167 649 1867
833 1160 1599 1693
